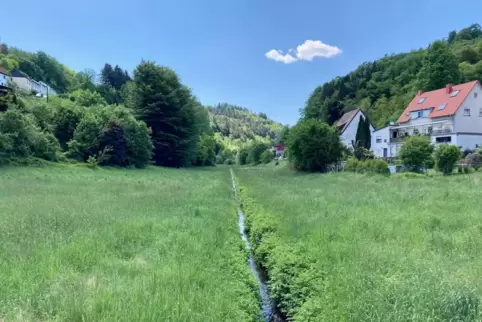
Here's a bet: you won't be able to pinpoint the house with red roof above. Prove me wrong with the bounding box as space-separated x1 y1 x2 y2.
335 108 375 148
372 81 482 157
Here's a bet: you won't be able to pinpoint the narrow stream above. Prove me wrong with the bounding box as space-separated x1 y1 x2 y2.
230 169 284 322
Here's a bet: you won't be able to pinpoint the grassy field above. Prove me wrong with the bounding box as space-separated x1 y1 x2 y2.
0 165 259 322
236 164 482 321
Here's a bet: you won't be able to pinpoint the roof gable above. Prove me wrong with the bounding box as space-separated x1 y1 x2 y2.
398 81 479 123
335 109 360 133
0 66 9 75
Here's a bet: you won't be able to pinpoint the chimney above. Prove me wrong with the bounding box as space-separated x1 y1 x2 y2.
417 90 423 96
446 84 453 94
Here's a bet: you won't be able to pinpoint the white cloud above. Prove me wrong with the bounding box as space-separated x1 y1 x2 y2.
296 40 342 60
265 49 298 64
265 40 342 64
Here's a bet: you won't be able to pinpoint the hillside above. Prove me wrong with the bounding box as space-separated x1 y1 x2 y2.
207 103 284 150
302 23 482 129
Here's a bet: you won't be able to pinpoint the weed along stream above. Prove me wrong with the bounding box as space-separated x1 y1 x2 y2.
230 169 285 322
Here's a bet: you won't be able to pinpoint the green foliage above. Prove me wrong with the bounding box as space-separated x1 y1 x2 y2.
0 107 60 161
131 61 203 167
208 103 283 151
260 150 274 164
246 142 269 165
287 118 343 172
399 136 434 172
418 41 461 91
68 106 152 167
215 154 223 164
223 158 235 165
345 157 389 175
237 147 249 165
69 89 107 107
52 100 84 149
354 116 372 155
194 134 216 166
435 144 461 175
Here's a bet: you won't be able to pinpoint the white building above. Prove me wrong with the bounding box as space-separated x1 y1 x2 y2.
371 81 482 158
0 66 12 89
335 108 375 148
371 126 390 158
11 69 56 96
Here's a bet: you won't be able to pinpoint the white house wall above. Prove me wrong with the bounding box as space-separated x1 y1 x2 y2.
456 134 482 150
453 83 482 133
12 77 31 91
371 127 390 157
340 110 374 148
0 73 11 87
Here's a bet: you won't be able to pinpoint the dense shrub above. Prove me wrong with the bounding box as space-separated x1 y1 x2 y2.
215 155 223 164
237 147 249 165
287 119 342 172
0 108 60 161
246 142 270 165
435 144 461 175
194 134 216 166
68 106 152 167
344 157 389 175
260 150 274 164
466 153 482 170
399 136 434 172
224 158 234 165
52 101 84 149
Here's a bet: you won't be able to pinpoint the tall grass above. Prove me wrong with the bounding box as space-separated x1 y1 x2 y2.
0 165 259 321
237 165 482 321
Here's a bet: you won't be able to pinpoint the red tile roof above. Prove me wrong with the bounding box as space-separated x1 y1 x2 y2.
398 81 479 123
0 66 9 75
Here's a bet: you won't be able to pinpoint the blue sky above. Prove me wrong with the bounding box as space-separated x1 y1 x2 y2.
2 0 482 125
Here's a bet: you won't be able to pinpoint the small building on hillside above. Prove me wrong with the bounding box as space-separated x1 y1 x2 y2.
11 69 56 96
335 108 375 148
0 66 12 92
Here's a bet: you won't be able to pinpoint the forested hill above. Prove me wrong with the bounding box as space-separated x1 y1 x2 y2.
302 24 482 129
207 103 284 149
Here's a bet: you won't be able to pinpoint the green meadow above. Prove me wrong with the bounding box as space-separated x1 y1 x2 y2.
0 166 259 322
236 164 482 321
3 163 482 322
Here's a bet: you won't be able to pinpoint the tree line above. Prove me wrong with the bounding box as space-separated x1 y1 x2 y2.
0 42 286 168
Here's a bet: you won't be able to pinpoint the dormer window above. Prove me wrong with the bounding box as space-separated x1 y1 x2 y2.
450 90 460 97
438 104 447 110
417 97 426 104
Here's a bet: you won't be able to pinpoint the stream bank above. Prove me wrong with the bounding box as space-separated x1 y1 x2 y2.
230 169 285 322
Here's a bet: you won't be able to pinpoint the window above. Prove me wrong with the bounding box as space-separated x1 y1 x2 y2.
438 104 447 110
376 137 382 143
436 136 452 143
418 111 423 118
475 92 478 99
479 108 482 117
450 90 460 97
464 108 471 116
384 139 387 143
417 97 426 104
